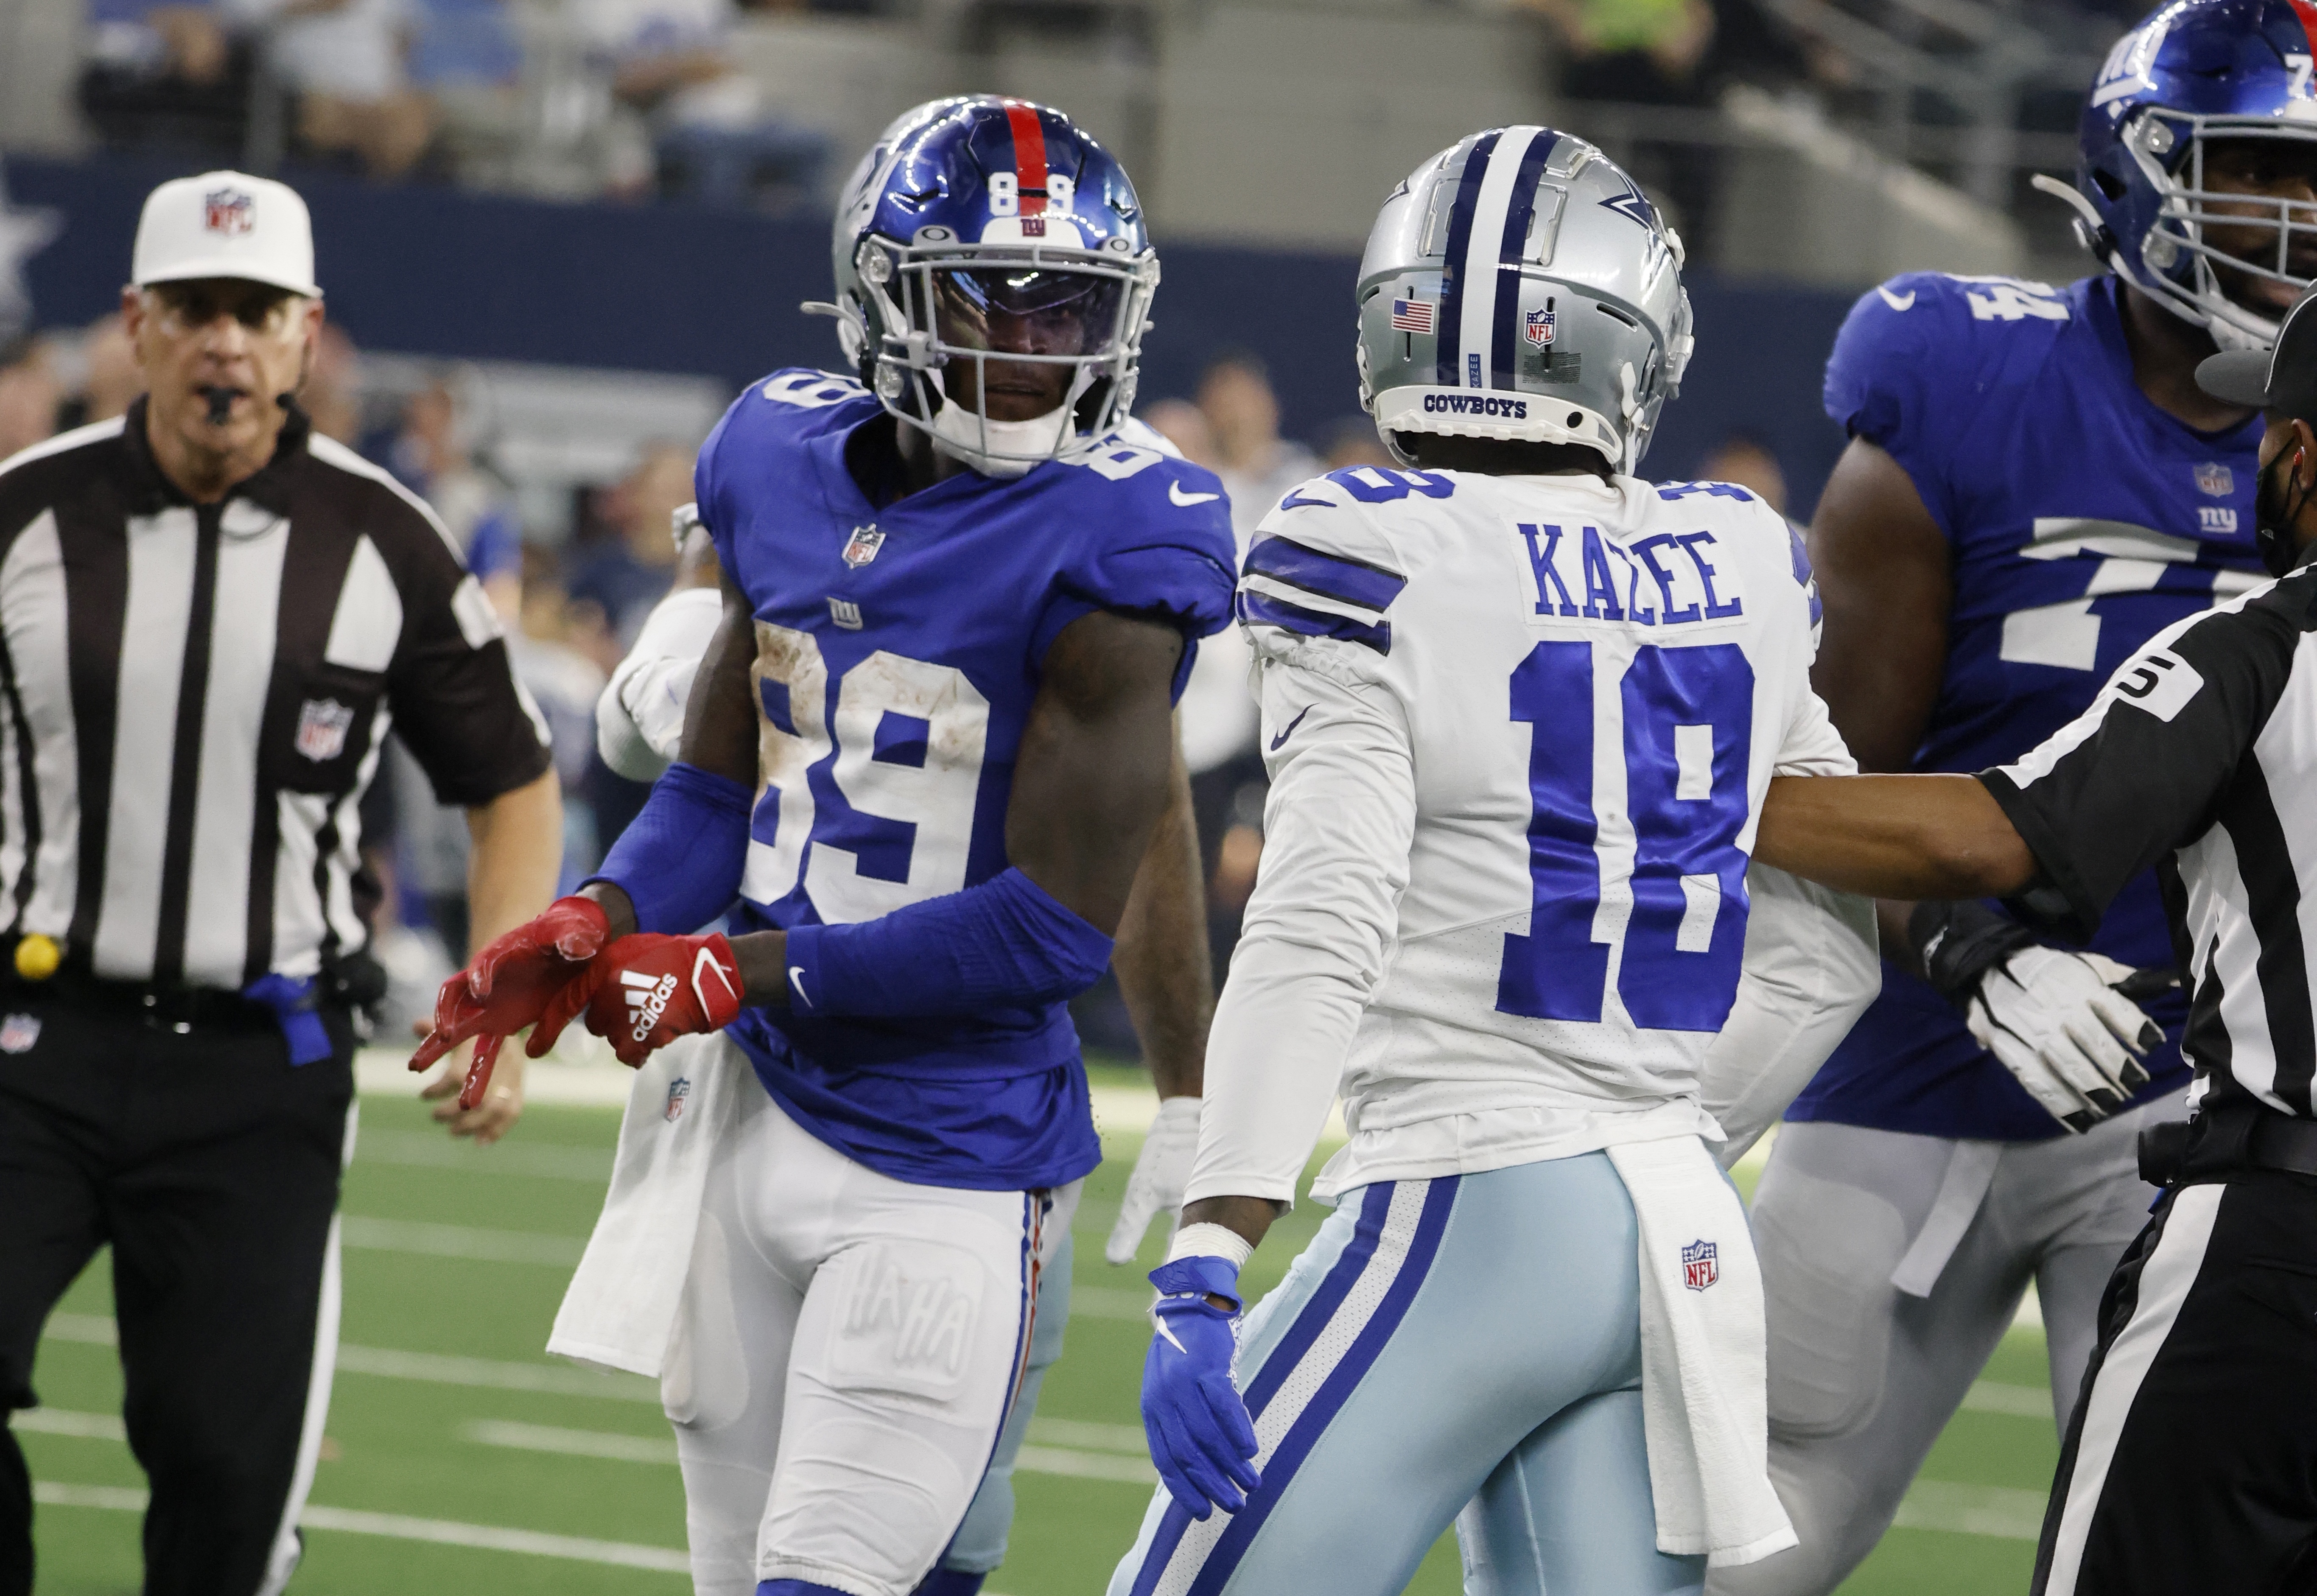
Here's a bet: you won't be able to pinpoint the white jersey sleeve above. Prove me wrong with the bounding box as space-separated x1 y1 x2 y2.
1184 627 1418 1205
1699 862 1878 1166
595 585 722 781
1185 492 1415 1205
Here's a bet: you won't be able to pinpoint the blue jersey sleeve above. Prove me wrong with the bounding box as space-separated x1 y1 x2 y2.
1031 447 1239 698
1822 274 1996 542
696 367 880 582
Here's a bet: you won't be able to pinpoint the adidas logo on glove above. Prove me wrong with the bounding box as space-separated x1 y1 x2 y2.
621 969 681 1044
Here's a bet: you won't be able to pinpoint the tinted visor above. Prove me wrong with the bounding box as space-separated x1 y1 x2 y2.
931 267 1124 355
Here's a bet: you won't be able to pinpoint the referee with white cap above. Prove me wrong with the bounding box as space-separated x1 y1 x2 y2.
0 172 560 1594
1747 281 2317 1595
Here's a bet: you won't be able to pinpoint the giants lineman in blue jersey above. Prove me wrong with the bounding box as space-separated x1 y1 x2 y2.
1107 129 1880 1596
1707 6 2317 1593
413 99 1234 1596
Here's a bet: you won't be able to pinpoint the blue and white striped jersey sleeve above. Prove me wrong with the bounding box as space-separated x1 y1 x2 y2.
1235 482 1410 664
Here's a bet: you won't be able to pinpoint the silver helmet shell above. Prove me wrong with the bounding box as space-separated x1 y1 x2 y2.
1356 127 1695 475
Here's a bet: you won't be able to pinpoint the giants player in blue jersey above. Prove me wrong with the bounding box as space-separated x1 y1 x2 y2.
1707 4 2317 1591
412 99 1234 1596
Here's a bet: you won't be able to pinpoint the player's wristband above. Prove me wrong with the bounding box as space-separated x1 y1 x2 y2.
1149 1254 1244 1316
1910 899 2036 1009
588 762 750 934
781 867 1113 1017
1167 1223 1253 1272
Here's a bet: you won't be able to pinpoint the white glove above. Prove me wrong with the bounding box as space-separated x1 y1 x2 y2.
1965 947 2160 1134
1105 1095 1201 1265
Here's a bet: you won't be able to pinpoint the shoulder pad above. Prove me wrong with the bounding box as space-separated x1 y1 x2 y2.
1240 473 1418 657
756 368 873 410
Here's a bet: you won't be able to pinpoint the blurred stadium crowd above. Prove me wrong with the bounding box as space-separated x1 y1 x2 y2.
0 0 2129 1040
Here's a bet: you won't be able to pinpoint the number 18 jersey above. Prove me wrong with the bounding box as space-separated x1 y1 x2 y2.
1184 465 1853 1205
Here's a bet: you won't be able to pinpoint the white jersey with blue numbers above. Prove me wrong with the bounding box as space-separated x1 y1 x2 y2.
696 367 1237 1193
1180 465 1855 1207
1789 272 2272 1142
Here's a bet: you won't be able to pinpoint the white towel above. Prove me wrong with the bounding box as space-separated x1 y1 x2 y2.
547 1032 746 1378
1605 1136 1797 1569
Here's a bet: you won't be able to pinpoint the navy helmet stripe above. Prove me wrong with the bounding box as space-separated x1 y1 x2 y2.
1433 131 1502 387
1236 590 1392 655
1243 536 1408 613
1489 132 1557 392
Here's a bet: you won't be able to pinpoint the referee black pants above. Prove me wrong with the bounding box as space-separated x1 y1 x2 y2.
2033 1171 2317 1596
0 994 354 1596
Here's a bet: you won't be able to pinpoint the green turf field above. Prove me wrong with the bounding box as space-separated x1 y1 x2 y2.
14 1064 2059 1594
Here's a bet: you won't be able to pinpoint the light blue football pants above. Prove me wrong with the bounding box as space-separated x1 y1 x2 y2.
1107 1153 1706 1596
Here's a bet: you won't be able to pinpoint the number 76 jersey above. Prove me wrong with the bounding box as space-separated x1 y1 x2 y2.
1224 464 1852 1173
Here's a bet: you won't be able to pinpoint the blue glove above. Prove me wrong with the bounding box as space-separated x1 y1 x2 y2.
1141 1256 1261 1519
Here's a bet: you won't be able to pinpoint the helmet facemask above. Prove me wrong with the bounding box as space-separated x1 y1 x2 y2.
851 232 1157 478
2119 109 2317 350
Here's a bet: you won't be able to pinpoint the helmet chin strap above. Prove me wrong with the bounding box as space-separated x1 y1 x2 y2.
927 395 1074 478
924 361 1098 478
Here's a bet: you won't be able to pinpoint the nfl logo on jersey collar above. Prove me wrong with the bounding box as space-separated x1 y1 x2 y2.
2196 462 2235 497
843 524 886 567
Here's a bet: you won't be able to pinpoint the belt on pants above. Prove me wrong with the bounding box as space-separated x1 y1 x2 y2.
2139 1102 2317 1185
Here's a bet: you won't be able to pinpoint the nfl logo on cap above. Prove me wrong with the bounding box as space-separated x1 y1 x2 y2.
1682 1238 1719 1291
204 188 255 238
1525 307 1556 348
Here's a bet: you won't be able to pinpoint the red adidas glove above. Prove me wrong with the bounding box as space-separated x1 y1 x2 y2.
561 932 744 1067
410 895 611 1107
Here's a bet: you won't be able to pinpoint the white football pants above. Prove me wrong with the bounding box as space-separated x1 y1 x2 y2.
1704 1098 2174 1596
662 1080 1078 1596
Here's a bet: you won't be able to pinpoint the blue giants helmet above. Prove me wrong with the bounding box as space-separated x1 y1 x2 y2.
817 97 1158 477
2068 0 2317 350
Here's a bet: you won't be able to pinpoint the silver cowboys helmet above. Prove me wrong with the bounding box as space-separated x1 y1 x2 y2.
1357 127 1694 475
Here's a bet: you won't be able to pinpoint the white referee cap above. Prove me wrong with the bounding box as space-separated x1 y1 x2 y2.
131 171 321 300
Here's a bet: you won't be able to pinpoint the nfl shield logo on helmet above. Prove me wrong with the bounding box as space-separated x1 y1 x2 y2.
0 1013 40 1054
1682 1238 1719 1291
294 698 355 762
664 1076 691 1123
203 188 255 237
2195 462 2233 497
842 525 885 567
1525 307 1556 348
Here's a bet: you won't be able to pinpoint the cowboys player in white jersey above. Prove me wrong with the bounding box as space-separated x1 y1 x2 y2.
1105 128 1880 1596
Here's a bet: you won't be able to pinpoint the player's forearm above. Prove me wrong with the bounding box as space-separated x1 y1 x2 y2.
676 577 762 789
1180 1194 1286 1253
465 770 563 955
1752 774 2037 900
1112 734 1213 1099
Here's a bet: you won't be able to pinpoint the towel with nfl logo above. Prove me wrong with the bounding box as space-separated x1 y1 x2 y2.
1604 1135 1797 1567
547 1033 749 1377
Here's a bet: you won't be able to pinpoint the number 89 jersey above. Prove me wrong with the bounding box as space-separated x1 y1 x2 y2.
696 369 1236 1191
1196 465 1850 1202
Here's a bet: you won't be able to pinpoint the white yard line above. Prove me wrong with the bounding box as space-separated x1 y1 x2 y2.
31 1481 692 1573
338 1216 586 1267
1892 1480 2048 1542
42 1314 659 1403
355 1131 612 1183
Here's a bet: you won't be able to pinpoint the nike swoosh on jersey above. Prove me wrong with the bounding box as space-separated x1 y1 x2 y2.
1878 286 1917 312
1169 480 1220 507
787 966 810 1007
1269 705 1314 750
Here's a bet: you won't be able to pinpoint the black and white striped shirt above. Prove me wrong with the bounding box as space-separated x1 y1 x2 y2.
1982 563 2317 1119
0 398 551 991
